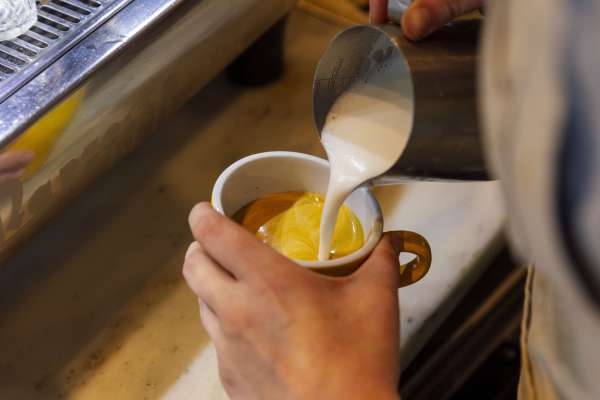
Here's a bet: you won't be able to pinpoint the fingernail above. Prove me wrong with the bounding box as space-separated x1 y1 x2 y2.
402 6 432 41
188 202 210 230
185 242 199 260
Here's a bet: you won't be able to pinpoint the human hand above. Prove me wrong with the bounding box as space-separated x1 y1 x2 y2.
0 150 34 184
183 202 402 400
370 0 484 41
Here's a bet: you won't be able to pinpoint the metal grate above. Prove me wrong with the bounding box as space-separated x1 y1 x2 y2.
0 0 132 102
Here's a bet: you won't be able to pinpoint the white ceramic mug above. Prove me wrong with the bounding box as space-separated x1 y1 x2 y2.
211 151 431 287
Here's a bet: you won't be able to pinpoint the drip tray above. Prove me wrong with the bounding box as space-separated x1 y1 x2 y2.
0 0 133 102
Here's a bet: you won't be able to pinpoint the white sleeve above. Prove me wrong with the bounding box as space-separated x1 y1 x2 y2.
480 0 600 304
480 3 600 398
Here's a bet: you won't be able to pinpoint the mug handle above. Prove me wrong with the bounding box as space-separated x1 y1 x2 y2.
387 230 432 288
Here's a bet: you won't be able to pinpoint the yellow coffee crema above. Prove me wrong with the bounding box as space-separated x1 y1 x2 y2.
233 192 364 261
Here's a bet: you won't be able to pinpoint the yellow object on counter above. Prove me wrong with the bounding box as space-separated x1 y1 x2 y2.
7 89 84 179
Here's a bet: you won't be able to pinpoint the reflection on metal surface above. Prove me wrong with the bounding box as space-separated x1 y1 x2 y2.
0 0 184 147
0 0 295 257
7 88 84 178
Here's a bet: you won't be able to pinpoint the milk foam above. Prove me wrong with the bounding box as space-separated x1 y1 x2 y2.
318 79 413 260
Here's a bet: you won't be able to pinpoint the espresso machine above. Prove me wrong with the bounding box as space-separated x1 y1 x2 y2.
0 0 295 259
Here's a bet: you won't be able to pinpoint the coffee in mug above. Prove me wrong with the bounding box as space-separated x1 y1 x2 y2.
212 151 431 287
233 191 364 261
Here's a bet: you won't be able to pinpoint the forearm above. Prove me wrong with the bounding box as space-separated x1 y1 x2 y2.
298 376 399 400
340 388 399 400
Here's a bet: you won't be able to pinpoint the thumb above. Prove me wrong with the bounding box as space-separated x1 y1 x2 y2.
369 0 389 24
401 0 484 41
354 233 401 289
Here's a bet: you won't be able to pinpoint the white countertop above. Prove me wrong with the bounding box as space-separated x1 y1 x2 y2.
0 178 504 400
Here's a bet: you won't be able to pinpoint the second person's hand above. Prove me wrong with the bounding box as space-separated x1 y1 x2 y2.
0 150 34 184
369 0 484 41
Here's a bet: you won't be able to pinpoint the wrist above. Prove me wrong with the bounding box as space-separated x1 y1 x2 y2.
318 381 399 400
347 388 399 400
292 379 399 400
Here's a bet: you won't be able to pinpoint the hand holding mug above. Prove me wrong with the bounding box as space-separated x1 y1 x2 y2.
184 203 402 400
183 152 432 399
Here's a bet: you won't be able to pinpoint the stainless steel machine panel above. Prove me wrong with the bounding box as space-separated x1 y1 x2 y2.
0 0 295 260
0 0 135 102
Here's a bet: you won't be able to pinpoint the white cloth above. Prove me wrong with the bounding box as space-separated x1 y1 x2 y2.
0 0 36 41
481 0 600 399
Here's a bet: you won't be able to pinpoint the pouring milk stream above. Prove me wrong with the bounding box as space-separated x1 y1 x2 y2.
318 79 413 260
314 24 486 256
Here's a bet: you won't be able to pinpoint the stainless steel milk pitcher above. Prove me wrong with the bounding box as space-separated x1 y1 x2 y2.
313 19 490 182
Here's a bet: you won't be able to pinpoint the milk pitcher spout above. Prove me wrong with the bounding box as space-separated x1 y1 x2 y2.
312 19 491 182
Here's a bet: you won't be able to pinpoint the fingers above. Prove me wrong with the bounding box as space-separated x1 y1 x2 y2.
355 233 401 289
183 241 236 315
0 150 34 171
0 170 26 184
369 0 388 24
188 202 293 280
0 150 34 181
401 0 484 41
199 299 222 342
